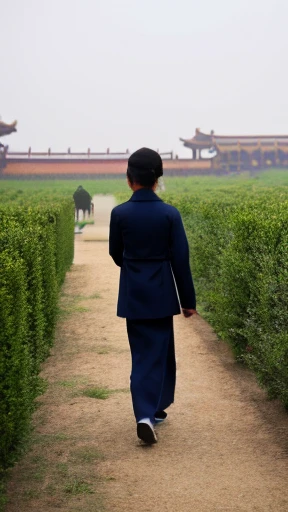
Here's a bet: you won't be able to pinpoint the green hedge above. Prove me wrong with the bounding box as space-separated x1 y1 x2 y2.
166 191 288 408
0 199 74 471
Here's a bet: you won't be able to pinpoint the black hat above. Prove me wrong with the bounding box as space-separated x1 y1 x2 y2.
128 148 163 178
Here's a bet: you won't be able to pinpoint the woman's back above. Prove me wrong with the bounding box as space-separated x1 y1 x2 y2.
110 188 195 319
113 189 178 261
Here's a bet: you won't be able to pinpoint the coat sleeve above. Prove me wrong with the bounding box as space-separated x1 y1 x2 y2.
170 209 196 309
109 208 124 267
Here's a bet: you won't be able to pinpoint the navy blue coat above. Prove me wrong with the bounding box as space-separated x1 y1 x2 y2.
109 188 196 320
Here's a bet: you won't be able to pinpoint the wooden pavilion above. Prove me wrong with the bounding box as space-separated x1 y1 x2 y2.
180 129 288 172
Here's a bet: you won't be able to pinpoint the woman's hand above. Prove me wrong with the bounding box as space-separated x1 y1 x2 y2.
182 308 198 318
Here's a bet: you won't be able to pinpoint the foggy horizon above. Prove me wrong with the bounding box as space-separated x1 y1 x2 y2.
1 0 288 156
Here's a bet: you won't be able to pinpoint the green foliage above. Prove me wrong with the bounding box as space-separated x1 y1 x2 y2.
75 220 94 230
0 169 287 204
64 478 94 495
0 179 129 202
82 387 112 400
0 198 74 474
167 189 288 408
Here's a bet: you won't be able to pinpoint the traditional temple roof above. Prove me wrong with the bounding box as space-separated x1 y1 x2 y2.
0 120 17 137
180 129 214 149
180 129 288 151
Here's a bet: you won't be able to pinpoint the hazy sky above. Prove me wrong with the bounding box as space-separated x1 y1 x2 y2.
1 0 288 155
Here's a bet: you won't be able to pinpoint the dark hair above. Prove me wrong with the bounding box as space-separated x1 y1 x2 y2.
127 148 163 188
127 166 158 188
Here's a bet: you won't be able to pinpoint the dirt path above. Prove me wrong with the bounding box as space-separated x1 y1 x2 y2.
5 196 288 512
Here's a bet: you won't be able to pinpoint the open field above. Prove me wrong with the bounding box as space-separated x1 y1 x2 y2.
0 169 288 204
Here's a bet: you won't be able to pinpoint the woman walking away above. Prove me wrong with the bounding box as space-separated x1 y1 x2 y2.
109 148 197 444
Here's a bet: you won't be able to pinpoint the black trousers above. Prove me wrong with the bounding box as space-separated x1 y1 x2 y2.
126 316 176 423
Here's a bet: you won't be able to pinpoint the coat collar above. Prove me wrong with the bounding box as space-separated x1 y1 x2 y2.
129 189 162 202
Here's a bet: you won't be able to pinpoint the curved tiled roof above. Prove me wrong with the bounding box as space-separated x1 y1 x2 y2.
0 120 17 137
181 129 288 150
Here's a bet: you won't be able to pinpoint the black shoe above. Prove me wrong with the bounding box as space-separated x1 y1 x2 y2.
137 421 157 444
154 410 167 423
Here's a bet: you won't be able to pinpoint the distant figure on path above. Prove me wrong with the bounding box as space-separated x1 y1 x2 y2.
109 148 197 445
73 185 92 221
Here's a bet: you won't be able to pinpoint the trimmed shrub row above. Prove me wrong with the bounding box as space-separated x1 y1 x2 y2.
166 191 288 408
0 200 74 470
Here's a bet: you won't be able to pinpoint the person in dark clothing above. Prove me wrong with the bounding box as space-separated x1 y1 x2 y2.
73 185 92 221
109 148 197 444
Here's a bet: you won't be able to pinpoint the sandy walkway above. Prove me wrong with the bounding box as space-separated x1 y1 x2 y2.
5 196 288 512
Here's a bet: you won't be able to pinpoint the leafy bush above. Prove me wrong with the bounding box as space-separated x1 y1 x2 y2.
0 250 32 470
0 199 74 472
166 191 288 408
